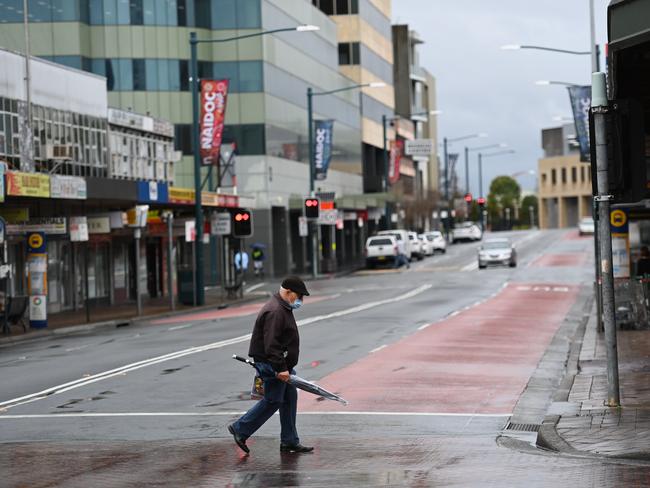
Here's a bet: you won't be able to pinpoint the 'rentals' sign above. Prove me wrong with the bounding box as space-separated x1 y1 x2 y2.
200 80 229 166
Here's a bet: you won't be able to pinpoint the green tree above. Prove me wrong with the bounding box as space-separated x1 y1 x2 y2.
520 195 539 228
487 176 521 230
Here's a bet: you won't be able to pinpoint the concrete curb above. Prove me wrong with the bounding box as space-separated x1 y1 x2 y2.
0 292 268 349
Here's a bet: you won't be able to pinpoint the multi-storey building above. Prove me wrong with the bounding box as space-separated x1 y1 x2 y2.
538 124 592 229
0 0 376 277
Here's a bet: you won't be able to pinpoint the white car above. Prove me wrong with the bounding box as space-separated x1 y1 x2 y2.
377 229 412 260
365 235 398 268
478 238 517 269
408 231 424 260
452 222 482 243
578 217 595 235
418 234 435 256
423 231 447 253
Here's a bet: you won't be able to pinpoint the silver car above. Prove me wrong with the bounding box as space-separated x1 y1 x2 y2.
478 238 517 269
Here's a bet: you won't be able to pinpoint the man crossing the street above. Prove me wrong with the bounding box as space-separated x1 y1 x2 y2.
228 276 314 455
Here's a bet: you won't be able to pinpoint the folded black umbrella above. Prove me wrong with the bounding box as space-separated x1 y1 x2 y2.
233 355 348 405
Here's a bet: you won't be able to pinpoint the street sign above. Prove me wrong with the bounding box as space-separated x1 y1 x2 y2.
185 221 196 242
318 209 338 225
405 139 434 157
298 216 308 237
69 216 89 242
211 212 231 235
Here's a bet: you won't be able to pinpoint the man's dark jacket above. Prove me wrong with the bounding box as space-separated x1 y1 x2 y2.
248 293 299 373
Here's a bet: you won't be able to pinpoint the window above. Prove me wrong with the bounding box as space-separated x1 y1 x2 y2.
314 0 357 15
174 124 193 155
133 59 146 90
581 166 586 183
542 173 547 185
338 42 360 65
571 167 577 184
116 0 130 24
317 0 334 14
551 168 556 185
177 0 187 26
145 59 159 90
157 59 170 90
561 167 567 184
130 0 143 24
238 61 263 92
211 0 260 29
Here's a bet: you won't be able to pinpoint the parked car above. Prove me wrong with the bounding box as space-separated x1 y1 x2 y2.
364 235 398 268
452 222 482 243
578 217 595 235
418 234 435 256
423 231 447 253
408 231 424 260
377 229 412 260
478 238 517 269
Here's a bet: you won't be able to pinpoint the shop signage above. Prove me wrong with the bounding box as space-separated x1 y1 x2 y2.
318 209 338 225
169 187 195 205
70 216 89 242
88 216 111 234
7 217 66 235
50 175 87 200
200 79 229 166
109 211 125 229
0 207 29 223
6 171 50 197
211 212 231 236
185 220 196 242
127 205 149 228
0 216 5 244
137 181 169 203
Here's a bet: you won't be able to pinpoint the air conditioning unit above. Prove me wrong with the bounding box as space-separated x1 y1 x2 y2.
46 143 73 160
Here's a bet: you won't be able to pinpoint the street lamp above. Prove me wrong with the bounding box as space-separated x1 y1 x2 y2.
464 142 507 197
535 80 582 87
501 44 591 55
381 109 440 230
306 81 385 277
477 149 516 231
189 24 319 305
442 132 487 238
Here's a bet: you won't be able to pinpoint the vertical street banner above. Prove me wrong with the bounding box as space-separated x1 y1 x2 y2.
567 85 592 162
200 79 229 166
388 139 404 185
314 120 334 181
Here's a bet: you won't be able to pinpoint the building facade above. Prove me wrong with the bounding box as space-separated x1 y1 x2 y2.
538 124 592 229
0 0 378 278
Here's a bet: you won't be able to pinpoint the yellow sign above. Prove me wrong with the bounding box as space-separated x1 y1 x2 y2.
0 207 29 223
6 171 50 198
28 233 44 249
169 187 195 205
610 209 627 228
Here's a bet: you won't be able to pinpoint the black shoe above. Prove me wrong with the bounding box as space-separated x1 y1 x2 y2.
228 424 249 454
280 443 314 453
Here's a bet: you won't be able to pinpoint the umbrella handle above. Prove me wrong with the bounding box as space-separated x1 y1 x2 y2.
232 354 256 367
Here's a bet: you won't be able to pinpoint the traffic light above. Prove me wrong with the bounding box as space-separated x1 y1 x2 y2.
232 208 253 238
304 198 320 219
477 197 486 207
464 193 473 203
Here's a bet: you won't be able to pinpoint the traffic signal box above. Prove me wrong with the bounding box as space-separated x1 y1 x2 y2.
232 208 253 238
464 193 473 203
304 198 320 219
477 197 486 207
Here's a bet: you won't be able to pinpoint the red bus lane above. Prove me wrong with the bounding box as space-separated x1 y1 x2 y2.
299 283 580 414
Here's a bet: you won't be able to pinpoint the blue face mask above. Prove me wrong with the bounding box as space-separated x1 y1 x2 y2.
290 298 302 310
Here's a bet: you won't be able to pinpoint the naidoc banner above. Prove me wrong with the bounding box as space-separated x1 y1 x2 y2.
388 139 404 185
314 120 334 181
200 79 229 166
567 85 592 162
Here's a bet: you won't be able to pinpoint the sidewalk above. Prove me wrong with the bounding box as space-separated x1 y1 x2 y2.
538 305 650 460
0 285 269 347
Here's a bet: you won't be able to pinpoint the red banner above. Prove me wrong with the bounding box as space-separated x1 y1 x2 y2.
200 79 229 166
388 139 403 185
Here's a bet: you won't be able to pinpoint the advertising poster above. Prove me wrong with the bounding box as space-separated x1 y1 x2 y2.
567 85 592 163
314 120 334 181
200 79 229 166
388 139 404 185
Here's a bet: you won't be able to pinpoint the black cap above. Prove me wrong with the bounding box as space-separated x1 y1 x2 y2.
281 276 310 296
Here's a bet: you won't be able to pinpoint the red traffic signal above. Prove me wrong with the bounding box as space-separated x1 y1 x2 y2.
304 198 320 219
232 209 253 237
477 197 486 206
464 193 473 203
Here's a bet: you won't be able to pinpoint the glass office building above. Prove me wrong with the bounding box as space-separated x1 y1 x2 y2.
0 0 363 186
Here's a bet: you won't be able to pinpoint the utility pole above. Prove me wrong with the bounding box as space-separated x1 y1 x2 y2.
592 72 620 406
443 137 449 240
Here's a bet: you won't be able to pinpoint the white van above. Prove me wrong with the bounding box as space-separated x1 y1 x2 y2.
378 229 412 260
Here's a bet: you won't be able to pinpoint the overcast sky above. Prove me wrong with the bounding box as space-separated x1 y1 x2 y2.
393 0 610 196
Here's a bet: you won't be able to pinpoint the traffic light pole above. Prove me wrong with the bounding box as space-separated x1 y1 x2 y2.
478 152 484 232
464 146 470 218
307 88 319 278
382 114 391 230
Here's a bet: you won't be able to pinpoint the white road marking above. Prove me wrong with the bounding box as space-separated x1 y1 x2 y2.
417 323 431 331
461 261 478 272
370 345 387 353
0 411 511 419
244 283 266 293
167 324 193 331
0 284 433 411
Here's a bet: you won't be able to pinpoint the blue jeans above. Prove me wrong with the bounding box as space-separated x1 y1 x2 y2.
232 362 299 445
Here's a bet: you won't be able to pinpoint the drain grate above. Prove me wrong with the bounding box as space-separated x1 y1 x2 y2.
504 422 540 433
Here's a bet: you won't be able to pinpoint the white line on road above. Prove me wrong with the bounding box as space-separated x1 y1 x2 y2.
370 344 387 353
167 324 193 331
0 411 511 419
244 282 266 293
417 323 431 331
460 261 478 272
0 284 433 411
